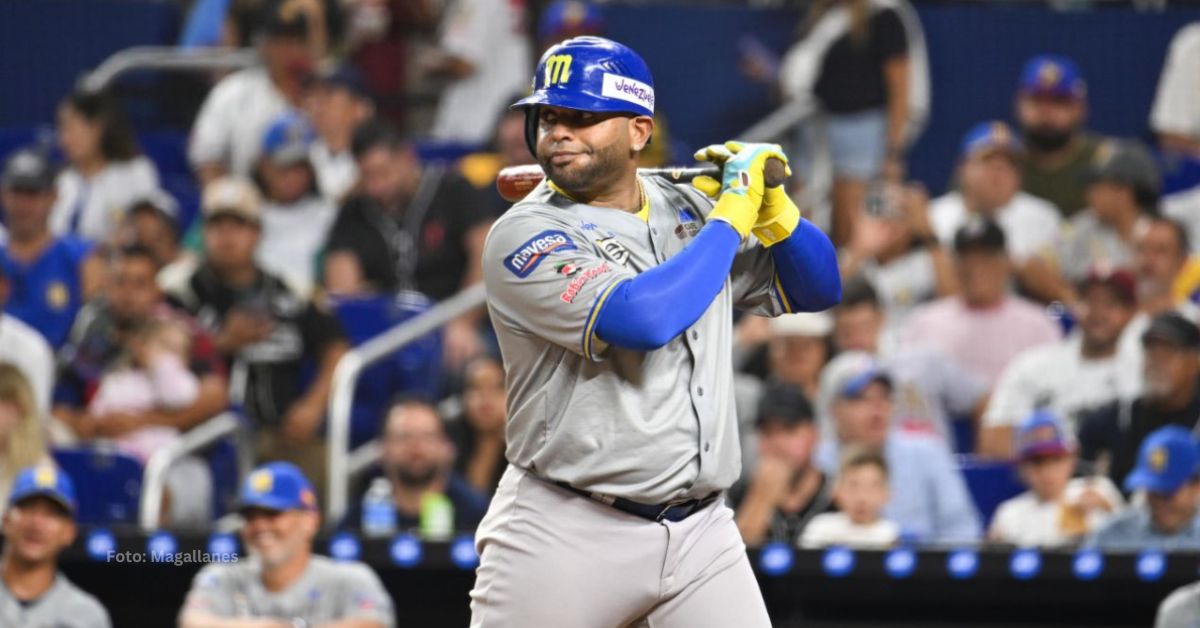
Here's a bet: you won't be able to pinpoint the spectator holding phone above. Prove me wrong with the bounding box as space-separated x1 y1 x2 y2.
838 181 958 335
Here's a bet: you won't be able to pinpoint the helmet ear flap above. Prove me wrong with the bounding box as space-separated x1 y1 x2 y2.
524 107 540 158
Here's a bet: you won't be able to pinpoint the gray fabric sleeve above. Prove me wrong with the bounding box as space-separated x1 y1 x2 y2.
483 210 636 361
70 591 113 628
332 562 396 627
177 564 237 619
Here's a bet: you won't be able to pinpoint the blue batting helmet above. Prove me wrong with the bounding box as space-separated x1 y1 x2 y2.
511 36 655 154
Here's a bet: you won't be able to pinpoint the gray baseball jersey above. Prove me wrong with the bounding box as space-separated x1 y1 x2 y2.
0 571 111 628
179 555 395 626
482 176 791 504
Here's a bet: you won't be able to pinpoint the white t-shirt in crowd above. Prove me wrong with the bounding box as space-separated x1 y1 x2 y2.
983 333 1142 430
189 67 290 177
860 248 938 340
1151 23 1200 140
430 0 532 144
990 477 1124 547
0 313 55 414
256 195 338 296
929 191 1062 263
51 157 159 242
800 512 900 548
310 141 358 203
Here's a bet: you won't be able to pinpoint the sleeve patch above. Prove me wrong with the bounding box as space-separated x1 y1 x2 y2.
504 230 578 277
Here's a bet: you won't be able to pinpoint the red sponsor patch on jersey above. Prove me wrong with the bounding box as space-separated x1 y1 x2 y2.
559 263 612 303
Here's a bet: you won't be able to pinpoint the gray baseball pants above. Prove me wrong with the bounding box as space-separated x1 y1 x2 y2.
469 465 772 628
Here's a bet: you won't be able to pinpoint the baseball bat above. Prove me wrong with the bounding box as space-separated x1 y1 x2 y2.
495 158 788 203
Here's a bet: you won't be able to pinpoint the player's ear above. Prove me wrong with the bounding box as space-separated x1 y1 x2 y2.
629 115 654 153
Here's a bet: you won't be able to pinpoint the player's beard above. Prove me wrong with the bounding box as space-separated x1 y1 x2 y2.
540 139 625 196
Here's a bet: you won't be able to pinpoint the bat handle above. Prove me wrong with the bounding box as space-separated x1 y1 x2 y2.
763 157 788 189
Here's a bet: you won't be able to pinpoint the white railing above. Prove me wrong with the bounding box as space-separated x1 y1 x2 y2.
325 283 487 523
82 46 259 91
139 411 251 531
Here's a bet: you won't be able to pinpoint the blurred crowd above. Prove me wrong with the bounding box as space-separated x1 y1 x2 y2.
3 0 1200 563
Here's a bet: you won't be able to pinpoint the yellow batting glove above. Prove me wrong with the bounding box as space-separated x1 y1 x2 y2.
691 143 732 199
695 141 791 240
708 190 758 239
753 186 801 247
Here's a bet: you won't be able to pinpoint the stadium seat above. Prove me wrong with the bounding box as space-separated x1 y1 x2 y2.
52 447 143 525
956 456 1024 527
330 292 444 447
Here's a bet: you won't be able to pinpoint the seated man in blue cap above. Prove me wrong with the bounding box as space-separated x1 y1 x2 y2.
1088 426 1200 551
0 464 111 627
179 462 395 628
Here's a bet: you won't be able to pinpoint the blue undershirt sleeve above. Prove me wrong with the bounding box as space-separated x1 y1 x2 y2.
594 221 741 351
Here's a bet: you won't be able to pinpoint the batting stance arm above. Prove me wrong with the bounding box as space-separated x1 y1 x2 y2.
764 188 842 313
594 221 742 351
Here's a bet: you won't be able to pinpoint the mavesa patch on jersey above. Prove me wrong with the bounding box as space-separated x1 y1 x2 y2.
504 229 579 277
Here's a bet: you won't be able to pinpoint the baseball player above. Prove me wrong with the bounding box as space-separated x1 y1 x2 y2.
473 36 841 627
0 464 112 628
178 462 395 628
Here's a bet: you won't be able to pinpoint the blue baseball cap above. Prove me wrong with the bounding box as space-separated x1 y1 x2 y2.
960 121 1022 160
238 462 318 513
261 111 315 166
1015 410 1074 460
9 465 77 516
538 1 604 42
1124 426 1200 494
1018 54 1086 100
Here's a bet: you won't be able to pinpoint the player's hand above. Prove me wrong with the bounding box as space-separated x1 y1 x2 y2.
693 141 791 240
752 185 802 247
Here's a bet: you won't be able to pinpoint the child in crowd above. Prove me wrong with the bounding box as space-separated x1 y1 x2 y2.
801 448 900 548
990 410 1123 546
87 317 199 463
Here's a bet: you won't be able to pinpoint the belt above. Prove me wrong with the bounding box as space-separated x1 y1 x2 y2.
553 481 720 523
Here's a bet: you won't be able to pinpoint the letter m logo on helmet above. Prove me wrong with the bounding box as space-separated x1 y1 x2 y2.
511 36 655 154
545 54 573 86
